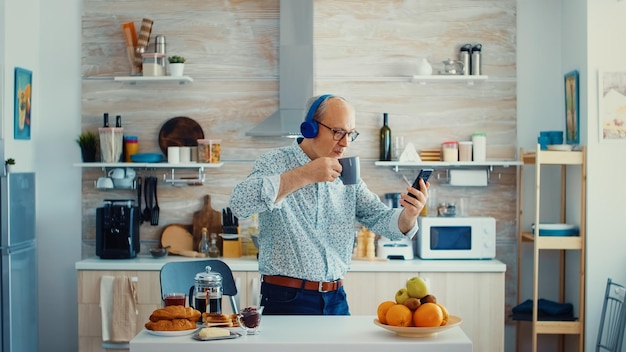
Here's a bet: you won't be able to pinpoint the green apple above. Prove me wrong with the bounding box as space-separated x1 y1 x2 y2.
395 287 410 304
406 276 429 299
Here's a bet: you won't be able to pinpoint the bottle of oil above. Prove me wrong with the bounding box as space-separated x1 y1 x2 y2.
198 227 210 257
208 234 220 258
379 113 392 161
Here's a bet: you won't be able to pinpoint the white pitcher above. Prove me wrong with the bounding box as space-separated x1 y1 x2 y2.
416 58 433 76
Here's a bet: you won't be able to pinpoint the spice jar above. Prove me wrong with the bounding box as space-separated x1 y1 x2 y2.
472 132 487 162
441 141 459 162
142 53 165 76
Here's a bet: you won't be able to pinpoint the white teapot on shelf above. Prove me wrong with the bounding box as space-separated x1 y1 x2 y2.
416 58 433 76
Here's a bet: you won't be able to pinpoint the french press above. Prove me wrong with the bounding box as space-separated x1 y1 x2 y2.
189 265 223 314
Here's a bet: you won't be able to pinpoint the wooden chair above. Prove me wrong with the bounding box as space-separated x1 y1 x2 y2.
160 259 238 314
596 278 626 352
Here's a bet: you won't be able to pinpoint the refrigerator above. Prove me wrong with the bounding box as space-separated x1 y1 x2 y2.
0 172 37 352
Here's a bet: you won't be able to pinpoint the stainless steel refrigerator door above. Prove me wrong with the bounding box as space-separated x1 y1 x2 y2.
1 173 36 246
1 243 37 352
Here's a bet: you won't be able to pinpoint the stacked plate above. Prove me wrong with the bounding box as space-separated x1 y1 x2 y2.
532 223 579 236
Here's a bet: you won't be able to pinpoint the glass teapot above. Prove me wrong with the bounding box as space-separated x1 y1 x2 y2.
440 59 464 75
189 265 223 313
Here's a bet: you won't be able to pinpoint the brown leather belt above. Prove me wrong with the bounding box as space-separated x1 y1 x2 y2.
262 275 343 292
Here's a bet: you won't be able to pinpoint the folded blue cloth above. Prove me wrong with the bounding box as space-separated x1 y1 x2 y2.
511 298 576 321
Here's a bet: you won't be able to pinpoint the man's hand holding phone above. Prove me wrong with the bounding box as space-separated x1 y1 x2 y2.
408 168 433 198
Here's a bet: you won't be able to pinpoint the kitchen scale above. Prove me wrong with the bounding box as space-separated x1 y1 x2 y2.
377 237 414 260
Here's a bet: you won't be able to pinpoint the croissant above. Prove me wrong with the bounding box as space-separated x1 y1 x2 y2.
145 318 196 331
149 306 201 322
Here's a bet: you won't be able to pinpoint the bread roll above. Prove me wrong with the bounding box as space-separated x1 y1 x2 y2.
145 318 196 331
150 306 201 322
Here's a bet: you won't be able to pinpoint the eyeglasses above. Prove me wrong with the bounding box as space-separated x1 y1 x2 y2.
316 120 360 142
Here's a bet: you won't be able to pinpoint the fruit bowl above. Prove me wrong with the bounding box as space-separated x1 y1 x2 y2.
373 315 462 337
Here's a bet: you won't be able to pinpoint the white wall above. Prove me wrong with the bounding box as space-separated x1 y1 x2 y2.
586 1 626 351
36 0 82 350
2 0 81 351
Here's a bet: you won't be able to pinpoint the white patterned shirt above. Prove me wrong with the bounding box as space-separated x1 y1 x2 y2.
229 139 417 282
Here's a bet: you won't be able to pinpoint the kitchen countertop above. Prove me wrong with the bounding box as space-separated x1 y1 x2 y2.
130 315 472 352
76 255 505 273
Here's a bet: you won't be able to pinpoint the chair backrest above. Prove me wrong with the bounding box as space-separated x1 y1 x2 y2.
160 259 238 314
596 278 626 352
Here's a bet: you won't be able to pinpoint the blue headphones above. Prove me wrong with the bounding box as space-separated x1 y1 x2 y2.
300 94 332 138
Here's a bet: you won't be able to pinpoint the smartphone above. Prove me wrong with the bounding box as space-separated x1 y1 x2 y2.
409 168 433 198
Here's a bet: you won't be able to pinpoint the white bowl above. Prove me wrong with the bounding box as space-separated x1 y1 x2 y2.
113 177 134 189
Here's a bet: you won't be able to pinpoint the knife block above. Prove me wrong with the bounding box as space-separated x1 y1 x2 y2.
222 238 242 258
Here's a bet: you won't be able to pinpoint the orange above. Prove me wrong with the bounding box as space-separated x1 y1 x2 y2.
413 302 443 327
377 301 396 324
436 303 449 326
386 304 413 327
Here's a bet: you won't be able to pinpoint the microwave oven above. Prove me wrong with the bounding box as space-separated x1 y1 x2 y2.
416 216 496 259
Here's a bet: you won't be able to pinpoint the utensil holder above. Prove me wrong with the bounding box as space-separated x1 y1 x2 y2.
98 127 124 163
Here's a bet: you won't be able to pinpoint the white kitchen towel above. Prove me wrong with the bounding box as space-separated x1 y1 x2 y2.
99 275 115 342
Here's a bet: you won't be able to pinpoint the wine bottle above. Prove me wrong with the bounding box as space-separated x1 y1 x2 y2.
379 113 392 161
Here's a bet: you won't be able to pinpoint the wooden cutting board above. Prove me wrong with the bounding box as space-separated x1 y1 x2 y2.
158 116 204 156
192 194 223 254
161 224 195 255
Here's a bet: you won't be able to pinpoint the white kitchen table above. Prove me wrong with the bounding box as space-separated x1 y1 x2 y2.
130 315 472 352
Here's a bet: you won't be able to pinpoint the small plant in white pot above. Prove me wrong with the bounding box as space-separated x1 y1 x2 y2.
168 55 186 77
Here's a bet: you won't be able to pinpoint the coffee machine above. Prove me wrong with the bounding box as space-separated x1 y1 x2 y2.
96 199 140 259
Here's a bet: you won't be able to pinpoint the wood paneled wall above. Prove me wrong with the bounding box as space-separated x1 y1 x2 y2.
81 0 517 321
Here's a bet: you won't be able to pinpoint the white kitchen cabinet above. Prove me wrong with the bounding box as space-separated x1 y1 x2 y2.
76 257 504 352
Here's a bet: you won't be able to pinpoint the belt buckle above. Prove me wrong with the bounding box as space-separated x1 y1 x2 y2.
318 281 330 293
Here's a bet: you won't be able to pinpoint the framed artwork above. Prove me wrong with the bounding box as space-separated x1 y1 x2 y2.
14 67 32 140
598 70 626 142
564 70 579 144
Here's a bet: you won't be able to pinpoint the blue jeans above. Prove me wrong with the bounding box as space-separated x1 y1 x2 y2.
260 281 350 315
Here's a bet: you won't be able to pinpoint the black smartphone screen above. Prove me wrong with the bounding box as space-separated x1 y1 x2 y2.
409 168 433 197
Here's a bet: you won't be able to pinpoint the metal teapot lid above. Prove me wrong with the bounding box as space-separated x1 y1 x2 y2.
194 265 222 284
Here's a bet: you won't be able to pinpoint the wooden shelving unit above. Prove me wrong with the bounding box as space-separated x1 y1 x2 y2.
515 145 586 352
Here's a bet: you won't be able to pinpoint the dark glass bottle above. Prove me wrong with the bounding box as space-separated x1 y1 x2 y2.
379 113 392 161
103 112 109 127
115 115 122 128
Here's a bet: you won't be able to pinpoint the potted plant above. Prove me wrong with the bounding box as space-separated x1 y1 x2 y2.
5 158 15 174
76 131 98 162
168 55 186 77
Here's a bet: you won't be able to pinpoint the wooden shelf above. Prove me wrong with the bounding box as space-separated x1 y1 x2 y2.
113 76 193 85
516 144 586 352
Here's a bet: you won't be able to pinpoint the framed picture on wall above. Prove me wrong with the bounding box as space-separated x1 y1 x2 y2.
14 67 32 140
598 70 626 142
564 70 579 144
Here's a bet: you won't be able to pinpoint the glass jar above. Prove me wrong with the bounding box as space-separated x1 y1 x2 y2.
141 53 165 77
472 132 487 162
441 141 459 162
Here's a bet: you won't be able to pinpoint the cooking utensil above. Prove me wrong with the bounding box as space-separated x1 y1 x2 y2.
143 176 152 222
151 176 160 226
192 194 223 253
136 176 143 224
158 116 205 156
